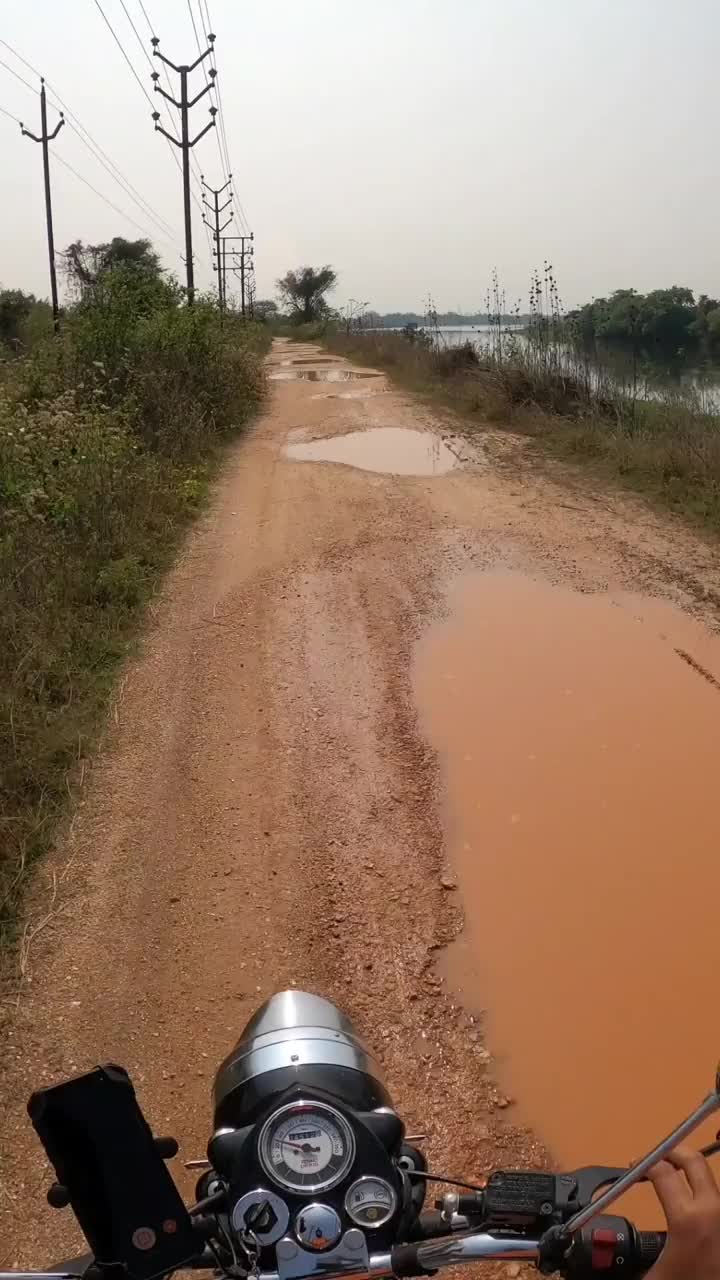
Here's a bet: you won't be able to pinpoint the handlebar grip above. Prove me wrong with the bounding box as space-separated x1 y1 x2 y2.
634 1231 667 1271
391 1243 428 1278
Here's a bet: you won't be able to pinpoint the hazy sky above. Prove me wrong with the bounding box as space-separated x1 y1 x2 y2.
1 0 718 313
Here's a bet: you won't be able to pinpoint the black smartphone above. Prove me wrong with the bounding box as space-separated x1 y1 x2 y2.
28 1064 197 1280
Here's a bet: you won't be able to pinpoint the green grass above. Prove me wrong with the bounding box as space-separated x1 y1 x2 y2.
325 330 720 534
0 278 269 962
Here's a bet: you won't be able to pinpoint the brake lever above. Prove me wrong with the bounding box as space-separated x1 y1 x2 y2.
559 1136 720 1220
558 1064 720 1238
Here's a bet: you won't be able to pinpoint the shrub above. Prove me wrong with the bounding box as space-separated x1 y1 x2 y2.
0 269 269 954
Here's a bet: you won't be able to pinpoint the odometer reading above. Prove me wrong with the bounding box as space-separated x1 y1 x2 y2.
258 1102 355 1194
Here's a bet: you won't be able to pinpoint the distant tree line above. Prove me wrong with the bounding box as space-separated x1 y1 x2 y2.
567 287 720 352
375 310 529 328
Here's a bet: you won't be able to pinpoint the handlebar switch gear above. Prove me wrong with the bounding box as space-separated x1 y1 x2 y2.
539 1215 667 1277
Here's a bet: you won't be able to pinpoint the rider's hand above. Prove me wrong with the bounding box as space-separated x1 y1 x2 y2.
646 1144 720 1279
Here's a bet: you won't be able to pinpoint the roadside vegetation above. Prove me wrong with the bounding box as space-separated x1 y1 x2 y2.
0 238 268 958
325 298 720 535
569 286 720 353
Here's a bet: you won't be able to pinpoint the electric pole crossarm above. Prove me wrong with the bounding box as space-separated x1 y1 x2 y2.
152 81 181 109
152 44 181 73
189 40 215 73
188 76 216 110
153 120 183 146
20 118 64 144
218 197 232 215
190 116 216 147
150 33 217 306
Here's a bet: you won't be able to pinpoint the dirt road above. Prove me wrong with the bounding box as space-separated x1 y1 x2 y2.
3 339 720 1266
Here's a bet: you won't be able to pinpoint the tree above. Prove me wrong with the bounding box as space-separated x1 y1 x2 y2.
62 237 162 298
0 288 36 346
570 286 698 351
276 265 337 323
254 299 279 322
706 308 720 347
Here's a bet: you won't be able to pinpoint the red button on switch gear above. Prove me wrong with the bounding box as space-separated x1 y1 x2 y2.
591 1228 617 1270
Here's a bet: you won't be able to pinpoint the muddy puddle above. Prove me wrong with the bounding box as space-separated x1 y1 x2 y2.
284 427 461 476
414 572 720 1219
310 390 388 401
291 356 346 366
269 368 382 383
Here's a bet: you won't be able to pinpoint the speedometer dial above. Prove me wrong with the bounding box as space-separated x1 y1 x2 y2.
258 1101 355 1194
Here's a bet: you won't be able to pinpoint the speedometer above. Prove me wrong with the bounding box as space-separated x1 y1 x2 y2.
258 1101 355 1194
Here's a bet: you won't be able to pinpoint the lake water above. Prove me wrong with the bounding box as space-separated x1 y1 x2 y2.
398 324 720 409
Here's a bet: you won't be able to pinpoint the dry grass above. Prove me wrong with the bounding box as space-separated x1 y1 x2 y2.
326 330 720 532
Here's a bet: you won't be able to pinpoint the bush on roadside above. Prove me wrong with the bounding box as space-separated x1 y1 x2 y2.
0 266 269 957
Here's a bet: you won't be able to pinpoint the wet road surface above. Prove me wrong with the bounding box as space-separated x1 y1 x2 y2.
413 574 720 1220
3 339 720 1264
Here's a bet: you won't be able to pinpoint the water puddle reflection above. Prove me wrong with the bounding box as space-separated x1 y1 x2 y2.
284 427 461 476
290 356 346 366
414 572 720 1217
269 368 382 383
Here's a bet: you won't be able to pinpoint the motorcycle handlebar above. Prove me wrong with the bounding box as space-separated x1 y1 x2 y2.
0 1223 667 1280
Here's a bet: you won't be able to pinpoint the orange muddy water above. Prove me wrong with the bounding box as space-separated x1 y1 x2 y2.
414 572 720 1210
285 427 461 476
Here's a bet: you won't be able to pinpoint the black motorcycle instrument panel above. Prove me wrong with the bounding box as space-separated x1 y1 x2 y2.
258 1100 356 1194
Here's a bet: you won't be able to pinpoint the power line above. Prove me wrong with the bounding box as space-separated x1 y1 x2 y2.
200 0 252 236
92 0 155 109
130 0 211 266
0 35 179 244
197 0 228 175
186 0 203 61
54 150 173 243
145 1 216 273
151 30 217 302
66 117 178 241
0 54 36 96
137 0 156 35
198 0 229 174
92 0 211 272
118 0 154 70
0 100 20 123
187 0 229 187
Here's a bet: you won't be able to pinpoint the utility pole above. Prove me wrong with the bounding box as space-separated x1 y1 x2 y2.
217 233 254 319
227 234 254 319
20 80 64 333
150 35 217 305
239 234 254 320
202 176 233 312
247 265 256 320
